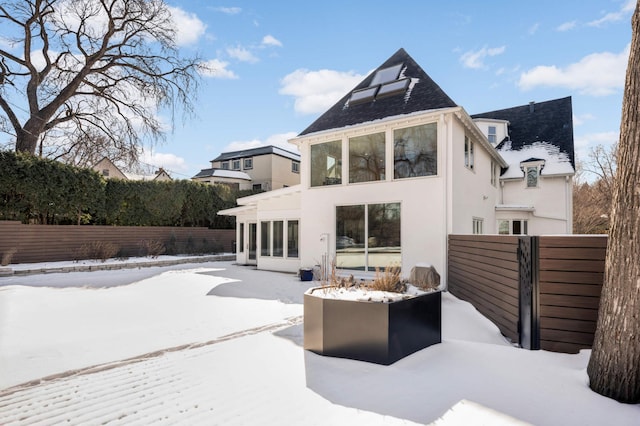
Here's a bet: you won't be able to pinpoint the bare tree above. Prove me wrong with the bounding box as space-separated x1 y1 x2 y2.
573 143 617 234
0 0 203 163
587 0 640 403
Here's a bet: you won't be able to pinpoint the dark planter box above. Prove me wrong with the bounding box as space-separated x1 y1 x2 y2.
304 288 441 365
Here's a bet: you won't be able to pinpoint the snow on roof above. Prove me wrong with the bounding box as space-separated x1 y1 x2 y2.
498 141 575 179
211 169 251 180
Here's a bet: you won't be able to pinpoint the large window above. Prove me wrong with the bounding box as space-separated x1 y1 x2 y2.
287 220 299 258
465 136 474 170
260 221 270 256
349 132 385 183
311 140 342 187
336 203 401 271
394 123 438 178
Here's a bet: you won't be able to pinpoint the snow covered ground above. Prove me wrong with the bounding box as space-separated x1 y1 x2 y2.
0 260 638 425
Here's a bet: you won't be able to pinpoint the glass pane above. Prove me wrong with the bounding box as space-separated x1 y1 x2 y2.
260 221 270 257
287 220 299 258
336 205 365 270
513 220 522 235
394 123 437 178
239 223 244 253
349 132 386 183
527 167 538 187
368 203 401 270
310 140 342 187
248 223 257 260
273 221 283 257
371 64 403 86
498 220 510 235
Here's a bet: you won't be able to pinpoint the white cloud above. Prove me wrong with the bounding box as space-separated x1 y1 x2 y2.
556 21 577 32
167 6 207 46
227 46 259 63
460 46 506 69
223 132 299 154
262 35 283 47
588 0 635 27
279 68 365 114
140 151 189 173
573 113 596 126
213 7 242 15
528 23 540 35
518 44 630 96
199 59 238 79
574 131 619 169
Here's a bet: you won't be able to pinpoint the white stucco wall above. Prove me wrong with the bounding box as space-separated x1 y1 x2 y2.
501 174 573 234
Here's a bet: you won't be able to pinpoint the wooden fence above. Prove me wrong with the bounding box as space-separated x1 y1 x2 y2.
0 221 235 264
448 234 607 354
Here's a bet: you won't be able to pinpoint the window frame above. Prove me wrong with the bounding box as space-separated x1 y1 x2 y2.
473 218 483 234
348 132 386 184
488 126 497 144
232 159 241 170
243 158 253 170
292 161 300 173
464 136 474 171
221 161 229 170
287 220 299 258
310 140 342 187
393 122 438 179
498 219 528 235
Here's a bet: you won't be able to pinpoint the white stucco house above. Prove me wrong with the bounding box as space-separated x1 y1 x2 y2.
218 49 575 282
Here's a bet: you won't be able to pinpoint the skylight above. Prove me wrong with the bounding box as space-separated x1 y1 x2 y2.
348 63 409 105
377 78 410 98
371 64 403 86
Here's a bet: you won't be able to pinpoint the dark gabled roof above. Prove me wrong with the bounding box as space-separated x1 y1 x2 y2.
212 145 300 163
471 97 575 167
192 168 251 180
299 48 458 136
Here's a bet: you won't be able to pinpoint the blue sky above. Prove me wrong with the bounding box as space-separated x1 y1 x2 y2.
6 0 636 179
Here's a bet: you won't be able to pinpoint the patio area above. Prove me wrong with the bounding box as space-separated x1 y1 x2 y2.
0 260 638 425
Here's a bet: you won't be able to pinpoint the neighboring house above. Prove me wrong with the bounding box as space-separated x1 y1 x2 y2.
91 157 172 181
192 145 301 191
218 48 575 282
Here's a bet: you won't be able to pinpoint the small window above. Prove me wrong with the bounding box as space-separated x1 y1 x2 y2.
244 158 253 169
232 160 241 170
252 183 262 191
526 167 538 188
491 160 497 186
260 221 271 257
498 219 528 235
292 161 300 173
239 223 244 253
464 136 474 170
473 218 483 234
221 161 229 170
287 220 299 258
102 169 110 177
273 221 284 257
488 126 497 144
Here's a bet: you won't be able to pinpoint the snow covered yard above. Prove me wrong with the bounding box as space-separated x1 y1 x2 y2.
0 260 638 425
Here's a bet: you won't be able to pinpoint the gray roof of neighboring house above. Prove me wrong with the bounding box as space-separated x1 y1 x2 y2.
212 145 300 163
299 48 458 136
471 97 575 168
192 168 251 180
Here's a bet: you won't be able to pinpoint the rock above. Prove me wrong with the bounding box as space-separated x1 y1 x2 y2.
410 264 440 291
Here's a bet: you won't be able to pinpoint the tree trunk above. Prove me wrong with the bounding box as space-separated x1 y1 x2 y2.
14 124 40 155
587 0 640 404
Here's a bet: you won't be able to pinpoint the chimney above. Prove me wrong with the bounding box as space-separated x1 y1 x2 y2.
529 101 535 113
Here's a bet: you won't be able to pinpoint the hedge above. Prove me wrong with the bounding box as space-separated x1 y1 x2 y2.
0 151 235 227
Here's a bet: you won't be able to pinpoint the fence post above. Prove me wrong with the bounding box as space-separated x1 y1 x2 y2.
518 236 540 350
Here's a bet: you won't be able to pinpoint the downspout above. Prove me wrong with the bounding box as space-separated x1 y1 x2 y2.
441 113 452 287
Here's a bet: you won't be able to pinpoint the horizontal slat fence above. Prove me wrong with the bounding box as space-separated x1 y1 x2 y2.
0 221 235 264
448 234 607 354
448 235 521 343
538 236 606 353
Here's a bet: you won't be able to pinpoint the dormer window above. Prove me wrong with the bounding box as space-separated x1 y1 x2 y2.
520 159 545 188
221 161 229 170
488 126 497 144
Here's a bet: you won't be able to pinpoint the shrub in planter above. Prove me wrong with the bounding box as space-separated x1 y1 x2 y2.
304 265 442 365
